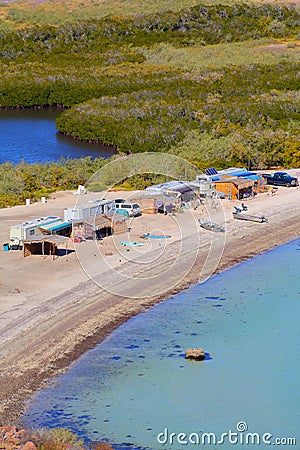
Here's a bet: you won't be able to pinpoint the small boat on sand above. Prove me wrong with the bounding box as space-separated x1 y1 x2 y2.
198 219 225 232
232 211 268 223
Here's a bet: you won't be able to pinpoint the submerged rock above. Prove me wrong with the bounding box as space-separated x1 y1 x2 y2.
185 348 205 361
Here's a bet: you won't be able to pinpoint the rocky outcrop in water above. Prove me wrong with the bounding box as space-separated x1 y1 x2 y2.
185 348 205 361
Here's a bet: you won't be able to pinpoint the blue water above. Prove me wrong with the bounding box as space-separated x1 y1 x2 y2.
0 108 115 164
23 239 300 449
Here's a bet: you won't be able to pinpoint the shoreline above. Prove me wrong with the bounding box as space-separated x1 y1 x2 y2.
0 190 299 425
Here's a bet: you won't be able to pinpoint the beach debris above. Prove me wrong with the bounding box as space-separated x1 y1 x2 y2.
121 241 143 247
185 348 205 361
234 203 248 212
141 233 172 239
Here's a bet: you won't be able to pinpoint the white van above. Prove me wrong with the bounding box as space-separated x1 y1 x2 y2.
115 202 140 217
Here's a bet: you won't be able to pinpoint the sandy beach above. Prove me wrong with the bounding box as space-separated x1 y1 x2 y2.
0 176 299 424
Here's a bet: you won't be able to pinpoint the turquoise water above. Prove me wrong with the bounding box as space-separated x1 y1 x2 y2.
23 239 300 449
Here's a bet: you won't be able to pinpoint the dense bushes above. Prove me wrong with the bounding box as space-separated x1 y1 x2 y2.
0 61 186 107
0 3 298 60
0 2 299 205
0 157 107 207
0 424 113 449
55 62 300 167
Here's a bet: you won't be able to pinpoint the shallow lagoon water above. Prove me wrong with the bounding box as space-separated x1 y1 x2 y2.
23 239 300 449
0 108 114 164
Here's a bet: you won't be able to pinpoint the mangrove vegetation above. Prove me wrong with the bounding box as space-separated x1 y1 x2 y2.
0 1 300 206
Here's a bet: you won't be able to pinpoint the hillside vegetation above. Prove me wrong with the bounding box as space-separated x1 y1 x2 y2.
2 0 292 30
0 1 299 206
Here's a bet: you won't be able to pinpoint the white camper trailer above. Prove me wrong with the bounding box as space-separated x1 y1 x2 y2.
9 216 60 248
63 199 116 222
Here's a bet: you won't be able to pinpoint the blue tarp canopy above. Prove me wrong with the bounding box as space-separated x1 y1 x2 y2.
226 171 261 181
229 170 253 177
39 220 71 232
245 174 261 181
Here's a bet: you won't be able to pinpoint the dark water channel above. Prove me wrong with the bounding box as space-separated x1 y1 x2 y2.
0 108 115 164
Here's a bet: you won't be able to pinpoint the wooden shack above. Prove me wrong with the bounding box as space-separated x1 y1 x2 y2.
84 216 112 240
23 235 69 257
215 178 254 200
130 196 158 214
72 213 127 241
131 194 179 214
111 213 128 234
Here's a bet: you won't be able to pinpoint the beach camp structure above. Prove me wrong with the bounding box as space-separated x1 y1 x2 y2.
198 180 216 198
215 178 254 200
72 212 128 241
9 216 71 248
194 175 217 198
203 167 263 183
130 193 179 214
145 181 198 204
64 199 126 242
23 235 70 257
64 199 115 222
200 167 265 199
37 217 72 236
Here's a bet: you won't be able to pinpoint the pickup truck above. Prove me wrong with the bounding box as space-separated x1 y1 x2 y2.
261 172 298 187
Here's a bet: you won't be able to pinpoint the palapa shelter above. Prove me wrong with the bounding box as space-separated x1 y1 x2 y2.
72 213 128 241
23 235 70 257
84 216 113 240
215 178 254 200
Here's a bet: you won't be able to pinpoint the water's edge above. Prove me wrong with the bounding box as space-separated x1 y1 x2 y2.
22 237 300 449
0 107 115 164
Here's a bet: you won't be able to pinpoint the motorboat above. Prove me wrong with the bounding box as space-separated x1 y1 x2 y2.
198 219 225 232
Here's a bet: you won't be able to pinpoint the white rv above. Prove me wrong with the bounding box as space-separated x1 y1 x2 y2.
9 216 60 248
63 199 116 222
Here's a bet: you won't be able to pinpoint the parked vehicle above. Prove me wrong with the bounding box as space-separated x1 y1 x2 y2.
115 202 141 217
114 198 126 205
261 172 298 187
